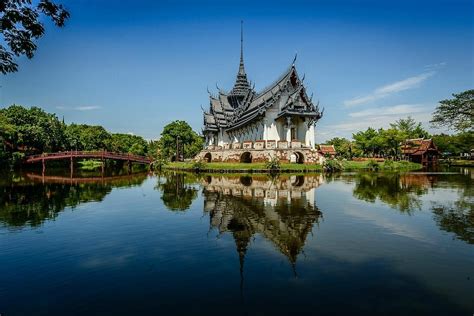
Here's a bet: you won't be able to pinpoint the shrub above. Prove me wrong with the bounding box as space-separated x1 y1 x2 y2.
265 155 281 172
367 159 379 171
323 158 344 173
382 159 394 169
191 159 207 172
11 152 25 166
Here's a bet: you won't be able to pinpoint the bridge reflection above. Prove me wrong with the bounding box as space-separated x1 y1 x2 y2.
26 172 152 185
0 172 148 228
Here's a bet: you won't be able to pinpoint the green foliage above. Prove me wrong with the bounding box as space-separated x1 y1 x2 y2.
352 116 430 158
148 141 168 170
11 151 24 166
152 156 168 171
159 120 204 159
1 0 70 74
431 90 474 132
390 117 430 139
265 155 281 172
166 161 323 172
367 159 380 171
326 137 353 158
78 159 103 171
432 132 474 156
1 105 66 153
0 105 150 168
382 159 395 169
191 159 207 172
65 124 110 151
107 133 148 155
353 127 378 157
323 158 344 173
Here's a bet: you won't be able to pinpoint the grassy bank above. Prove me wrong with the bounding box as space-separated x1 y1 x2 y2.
164 160 421 173
342 160 421 171
166 162 323 173
77 159 103 170
440 159 474 167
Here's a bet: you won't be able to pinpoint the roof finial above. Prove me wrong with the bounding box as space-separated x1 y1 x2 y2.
292 52 298 66
239 20 245 75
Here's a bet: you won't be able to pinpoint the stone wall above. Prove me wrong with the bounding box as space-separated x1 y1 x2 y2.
195 140 323 164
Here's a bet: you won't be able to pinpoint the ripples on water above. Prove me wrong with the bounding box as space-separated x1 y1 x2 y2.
0 169 473 316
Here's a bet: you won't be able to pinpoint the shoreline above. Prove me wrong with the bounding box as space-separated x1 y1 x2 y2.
164 161 422 174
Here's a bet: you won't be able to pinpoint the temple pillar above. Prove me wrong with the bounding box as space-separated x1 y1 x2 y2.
285 117 293 142
305 123 315 149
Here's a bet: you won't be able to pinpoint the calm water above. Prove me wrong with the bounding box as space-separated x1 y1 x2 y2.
0 169 473 315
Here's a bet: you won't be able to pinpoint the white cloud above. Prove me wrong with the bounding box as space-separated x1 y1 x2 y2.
424 62 447 70
349 104 426 118
74 106 102 111
344 72 435 107
54 105 102 111
316 105 435 142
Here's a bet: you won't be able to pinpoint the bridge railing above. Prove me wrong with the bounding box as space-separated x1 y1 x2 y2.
25 151 152 163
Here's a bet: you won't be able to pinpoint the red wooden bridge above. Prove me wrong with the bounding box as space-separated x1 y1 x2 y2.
26 151 152 164
25 151 153 173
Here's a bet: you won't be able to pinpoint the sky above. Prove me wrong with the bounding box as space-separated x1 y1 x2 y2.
1 0 473 142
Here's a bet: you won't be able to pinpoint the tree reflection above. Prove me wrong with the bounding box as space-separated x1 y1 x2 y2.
155 172 199 211
349 171 473 244
0 172 148 227
351 173 435 213
431 172 473 244
432 203 473 244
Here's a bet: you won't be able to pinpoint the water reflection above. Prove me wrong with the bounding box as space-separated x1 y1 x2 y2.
0 171 148 228
154 172 199 211
0 170 473 315
350 173 435 213
343 171 473 244
202 175 323 270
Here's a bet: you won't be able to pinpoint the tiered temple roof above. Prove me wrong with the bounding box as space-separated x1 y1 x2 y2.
203 25 323 134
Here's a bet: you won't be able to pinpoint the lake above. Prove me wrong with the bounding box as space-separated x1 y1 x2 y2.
0 169 473 315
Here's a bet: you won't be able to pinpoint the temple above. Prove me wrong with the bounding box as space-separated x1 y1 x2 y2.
196 23 324 164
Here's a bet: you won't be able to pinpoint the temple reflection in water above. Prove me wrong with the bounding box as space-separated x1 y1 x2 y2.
201 175 324 271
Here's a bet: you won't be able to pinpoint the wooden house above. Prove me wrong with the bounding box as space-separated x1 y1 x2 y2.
401 138 439 165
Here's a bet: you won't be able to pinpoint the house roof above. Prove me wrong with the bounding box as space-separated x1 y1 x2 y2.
401 138 439 155
319 144 336 154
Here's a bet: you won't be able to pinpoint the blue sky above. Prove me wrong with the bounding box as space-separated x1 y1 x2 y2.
1 0 473 142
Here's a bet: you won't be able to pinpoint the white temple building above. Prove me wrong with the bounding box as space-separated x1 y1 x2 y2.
197 23 324 164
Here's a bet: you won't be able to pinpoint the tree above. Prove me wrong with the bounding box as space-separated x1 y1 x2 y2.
2 104 66 152
107 133 148 156
390 116 429 139
0 111 16 163
65 124 110 151
326 137 353 158
431 90 474 132
353 128 379 157
378 128 405 158
159 120 203 159
432 132 474 156
1 0 70 74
